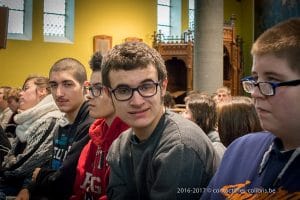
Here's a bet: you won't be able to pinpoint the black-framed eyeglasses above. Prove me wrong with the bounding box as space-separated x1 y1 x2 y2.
110 81 161 101
241 76 300 96
86 83 104 97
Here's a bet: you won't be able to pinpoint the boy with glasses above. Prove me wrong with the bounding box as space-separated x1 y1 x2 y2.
202 18 300 199
69 52 128 200
102 42 218 199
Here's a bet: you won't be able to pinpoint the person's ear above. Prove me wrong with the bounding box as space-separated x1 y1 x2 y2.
37 88 48 99
161 78 168 96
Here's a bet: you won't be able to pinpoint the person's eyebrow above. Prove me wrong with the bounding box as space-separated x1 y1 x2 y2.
114 78 157 88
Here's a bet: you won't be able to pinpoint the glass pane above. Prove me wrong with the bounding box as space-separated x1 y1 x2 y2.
158 25 170 37
189 0 194 10
8 10 24 34
0 0 25 34
44 13 65 36
0 0 24 10
44 0 66 37
189 9 194 30
44 0 65 14
158 0 170 6
158 5 170 26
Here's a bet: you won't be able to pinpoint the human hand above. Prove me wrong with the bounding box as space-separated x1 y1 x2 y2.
32 167 41 182
15 188 30 200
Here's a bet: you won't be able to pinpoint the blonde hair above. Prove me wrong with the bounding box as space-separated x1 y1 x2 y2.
22 75 51 94
0 86 12 100
7 87 22 102
216 86 231 95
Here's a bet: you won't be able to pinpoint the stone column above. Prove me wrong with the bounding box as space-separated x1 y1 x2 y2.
193 0 224 94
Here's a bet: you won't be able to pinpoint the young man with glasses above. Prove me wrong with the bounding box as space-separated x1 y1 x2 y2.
102 42 219 200
16 58 94 200
202 18 300 199
69 52 129 200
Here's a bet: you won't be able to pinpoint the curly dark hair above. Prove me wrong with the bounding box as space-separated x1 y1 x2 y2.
89 51 103 71
101 42 167 88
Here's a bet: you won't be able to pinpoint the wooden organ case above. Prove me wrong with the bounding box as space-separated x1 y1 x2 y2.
153 17 242 102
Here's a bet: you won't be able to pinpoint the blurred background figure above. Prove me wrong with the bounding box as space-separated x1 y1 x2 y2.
163 91 176 108
215 86 232 104
217 96 263 147
0 125 11 170
0 86 13 130
5 88 22 140
182 92 226 161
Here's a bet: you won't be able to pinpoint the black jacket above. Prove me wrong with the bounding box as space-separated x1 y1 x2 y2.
28 101 94 200
0 126 11 167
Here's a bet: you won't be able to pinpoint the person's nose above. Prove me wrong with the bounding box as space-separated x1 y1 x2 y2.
251 85 264 99
129 90 145 106
55 85 64 97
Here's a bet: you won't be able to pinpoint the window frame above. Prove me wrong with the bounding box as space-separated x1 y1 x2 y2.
43 0 74 43
188 0 195 31
157 0 171 37
3 0 33 41
157 0 181 39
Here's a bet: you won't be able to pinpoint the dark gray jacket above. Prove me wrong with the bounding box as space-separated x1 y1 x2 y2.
107 110 219 200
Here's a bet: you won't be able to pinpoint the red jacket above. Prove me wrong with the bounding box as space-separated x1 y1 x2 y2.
70 117 129 200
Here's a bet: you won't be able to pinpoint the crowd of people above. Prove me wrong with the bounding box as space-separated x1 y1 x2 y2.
0 18 299 199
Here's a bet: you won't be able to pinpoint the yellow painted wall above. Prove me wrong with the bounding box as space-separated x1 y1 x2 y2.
181 0 188 31
0 0 253 88
224 0 254 76
0 0 157 87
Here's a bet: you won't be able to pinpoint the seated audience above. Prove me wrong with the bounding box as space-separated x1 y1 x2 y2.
70 52 129 200
16 58 94 200
0 86 13 130
0 126 10 169
0 75 62 198
102 42 218 199
202 18 300 199
217 96 262 147
182 92 226 161
5 88 21 139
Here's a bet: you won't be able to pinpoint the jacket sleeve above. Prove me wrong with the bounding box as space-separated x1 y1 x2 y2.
31 129 90 199
106 137 133 200
3 119 55 179
106 164 129 200
150 144 208 200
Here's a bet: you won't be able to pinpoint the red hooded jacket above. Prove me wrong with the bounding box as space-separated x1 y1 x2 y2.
70 117 129 200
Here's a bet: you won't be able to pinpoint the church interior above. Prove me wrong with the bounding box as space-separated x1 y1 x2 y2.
0 0 298 103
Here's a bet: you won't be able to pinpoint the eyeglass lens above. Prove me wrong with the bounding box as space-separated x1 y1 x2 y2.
113 82 159 101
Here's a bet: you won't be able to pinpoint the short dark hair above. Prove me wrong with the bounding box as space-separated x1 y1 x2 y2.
101 42 167 88
251 18 300 74
89 51 103 72
49 57 87 85
185 93 217 134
